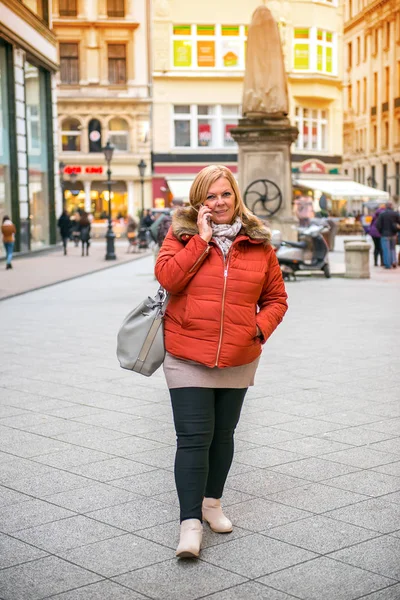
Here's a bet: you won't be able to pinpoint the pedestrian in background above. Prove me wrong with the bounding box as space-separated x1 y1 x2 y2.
142 209 154 228
2 215 16 270
155 164 288 559
368 205 385 267
57 210 72 256
79 211 91 257
376 202 400 269
71 210 81 247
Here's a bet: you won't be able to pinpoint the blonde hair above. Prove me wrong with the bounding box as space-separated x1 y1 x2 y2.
188 165 263 228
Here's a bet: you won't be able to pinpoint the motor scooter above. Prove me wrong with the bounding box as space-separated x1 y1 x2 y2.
272 223 331 279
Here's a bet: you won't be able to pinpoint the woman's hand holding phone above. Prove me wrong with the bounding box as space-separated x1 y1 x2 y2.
197 205 213 243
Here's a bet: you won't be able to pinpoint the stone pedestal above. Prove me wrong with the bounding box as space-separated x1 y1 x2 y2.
231 117 298 241
344 241 371 278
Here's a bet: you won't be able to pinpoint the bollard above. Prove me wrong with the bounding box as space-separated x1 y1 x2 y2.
344 241 371 278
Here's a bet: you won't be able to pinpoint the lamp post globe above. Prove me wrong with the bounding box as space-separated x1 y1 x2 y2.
102 141 116 261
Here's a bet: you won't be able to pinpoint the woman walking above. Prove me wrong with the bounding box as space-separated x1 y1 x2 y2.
155 165 288 558
57 210 72 255
2 215 16 270
369 206 384 267
79 211 91 257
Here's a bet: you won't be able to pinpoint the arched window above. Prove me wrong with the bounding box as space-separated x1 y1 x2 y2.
61 118 81 151
108 117 129 151
88 118 102 152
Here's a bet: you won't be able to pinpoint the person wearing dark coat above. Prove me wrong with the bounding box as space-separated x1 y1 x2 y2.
57 210 72 255
376 202 400 269
79 211 91 257
368 207 385 267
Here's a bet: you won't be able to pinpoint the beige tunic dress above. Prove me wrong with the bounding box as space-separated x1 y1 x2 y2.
163 352 260 390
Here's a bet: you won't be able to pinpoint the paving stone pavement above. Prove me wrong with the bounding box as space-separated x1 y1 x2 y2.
0 254 399 600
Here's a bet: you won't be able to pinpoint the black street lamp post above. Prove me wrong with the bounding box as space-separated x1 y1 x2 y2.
138 159 146 225
103 141 116 261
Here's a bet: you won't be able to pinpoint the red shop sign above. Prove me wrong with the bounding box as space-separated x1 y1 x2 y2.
64 165 82 174
85 166 103 174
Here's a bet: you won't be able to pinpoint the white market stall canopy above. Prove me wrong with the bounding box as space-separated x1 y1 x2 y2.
294 178 389 201
166 179 193 202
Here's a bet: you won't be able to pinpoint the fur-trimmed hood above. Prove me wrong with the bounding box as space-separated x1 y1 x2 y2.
172 207 271 245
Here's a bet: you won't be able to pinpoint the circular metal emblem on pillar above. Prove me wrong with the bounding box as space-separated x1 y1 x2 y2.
244 179 282 218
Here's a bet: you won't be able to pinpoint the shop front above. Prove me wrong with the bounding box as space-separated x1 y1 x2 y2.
62 162 150 238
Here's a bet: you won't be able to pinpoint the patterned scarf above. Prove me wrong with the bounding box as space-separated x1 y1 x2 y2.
211 217 242 257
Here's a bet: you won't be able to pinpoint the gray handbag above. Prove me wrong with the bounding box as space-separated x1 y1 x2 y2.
117 286 169 377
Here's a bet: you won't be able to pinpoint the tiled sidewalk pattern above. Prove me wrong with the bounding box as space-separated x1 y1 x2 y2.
0 255 399 599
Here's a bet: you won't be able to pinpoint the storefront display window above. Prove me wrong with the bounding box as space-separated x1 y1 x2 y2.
91 181 127 219
0 42 11 250
25 61 50 249
173 104 240 149
172 24 247 70
61 118 81 151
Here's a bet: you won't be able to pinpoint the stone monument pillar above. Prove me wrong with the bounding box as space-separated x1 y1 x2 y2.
231 5 298 240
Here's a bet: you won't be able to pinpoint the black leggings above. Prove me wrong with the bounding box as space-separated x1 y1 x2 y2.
371 237 382 266
170 387 247 522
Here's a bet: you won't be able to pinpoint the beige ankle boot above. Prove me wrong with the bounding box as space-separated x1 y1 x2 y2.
202 498 233 533
176 519 203 558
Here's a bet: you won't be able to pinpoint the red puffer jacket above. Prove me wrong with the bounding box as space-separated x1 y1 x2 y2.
155 208 288 369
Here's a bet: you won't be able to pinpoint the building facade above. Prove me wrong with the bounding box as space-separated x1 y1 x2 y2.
152 0 344 206
343 0 400 202
53 0 151 228
0 0 58 255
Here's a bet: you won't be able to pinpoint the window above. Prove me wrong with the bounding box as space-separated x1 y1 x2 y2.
383 122 389 148
357 80 360 114
395 162 399 196
383 164 388 190
294 107 328 152
385 21 390 49
348 84 352 110
398 60 400 96
384 66 390 103
59 0 77 16
373 28 379 55
108 44 126 84
88 119 102 152
108 118 129 151
373 72 378 106
363 77 367 112
25 62 50 249
60 43 79 84
356 37 360 64
107 0 124 17
364 35 368 61
61 118 81 151
294 28 310 70
0 42 12 237
293 27 336 74
372 125 377 149
22 0 44 19
347 42 352 69
172 104 240 149
172 24 247 69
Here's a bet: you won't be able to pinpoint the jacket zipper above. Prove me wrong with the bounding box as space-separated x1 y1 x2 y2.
188 244 210 273
215 250 232 366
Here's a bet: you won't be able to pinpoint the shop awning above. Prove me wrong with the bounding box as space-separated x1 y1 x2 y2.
166 179 192 202
294 178 389 201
